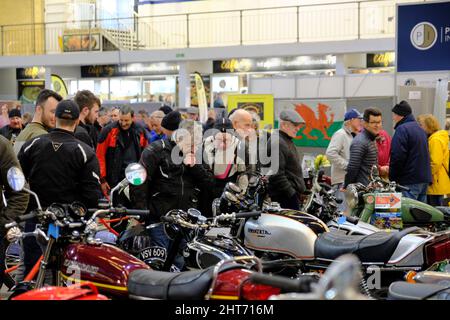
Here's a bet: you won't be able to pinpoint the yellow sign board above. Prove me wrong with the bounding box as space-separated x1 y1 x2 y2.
227 94 274 129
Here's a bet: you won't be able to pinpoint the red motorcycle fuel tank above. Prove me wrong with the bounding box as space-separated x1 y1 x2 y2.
60 243 150 297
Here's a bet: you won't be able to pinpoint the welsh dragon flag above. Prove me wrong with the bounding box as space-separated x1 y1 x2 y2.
275 99 346 148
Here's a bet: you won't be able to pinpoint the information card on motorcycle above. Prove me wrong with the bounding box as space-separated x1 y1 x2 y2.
372 193 403 230
374 193 402 209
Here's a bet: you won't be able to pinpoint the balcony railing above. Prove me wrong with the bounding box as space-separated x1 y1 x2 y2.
0 0 421 57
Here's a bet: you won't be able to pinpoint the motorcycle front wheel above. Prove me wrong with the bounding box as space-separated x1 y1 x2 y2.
3 241 21 289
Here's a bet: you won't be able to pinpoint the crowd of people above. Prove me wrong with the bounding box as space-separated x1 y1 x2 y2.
1 88 449 284
326 101 450 208
0 88 307 280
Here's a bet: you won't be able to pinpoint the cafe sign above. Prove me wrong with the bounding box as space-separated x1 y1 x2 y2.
213 55 336 73
81 62 180 78
367 52 396 68
16 67 46 80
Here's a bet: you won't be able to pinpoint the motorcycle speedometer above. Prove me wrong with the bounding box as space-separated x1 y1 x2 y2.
48 203 66 219
69 201 87 218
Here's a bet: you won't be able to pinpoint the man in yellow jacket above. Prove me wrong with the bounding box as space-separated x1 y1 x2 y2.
417 114 450 206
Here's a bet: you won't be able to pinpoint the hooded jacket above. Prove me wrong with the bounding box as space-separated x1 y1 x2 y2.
427 130 450 195
389 114 432 185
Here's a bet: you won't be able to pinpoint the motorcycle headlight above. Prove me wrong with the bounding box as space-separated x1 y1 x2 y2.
344 185 359 210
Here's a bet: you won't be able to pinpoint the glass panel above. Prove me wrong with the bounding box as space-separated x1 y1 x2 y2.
143 77 176 105
110 78 141 103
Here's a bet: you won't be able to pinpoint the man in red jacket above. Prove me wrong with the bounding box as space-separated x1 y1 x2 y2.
96 105 147 199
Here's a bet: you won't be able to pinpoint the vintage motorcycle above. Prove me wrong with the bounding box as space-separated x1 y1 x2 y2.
4 165 152 299
345 166 450 232
209 172 450 298
251 254 368 300
387 260 450 300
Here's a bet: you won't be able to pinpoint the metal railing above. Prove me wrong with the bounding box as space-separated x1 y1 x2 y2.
0 0 426 57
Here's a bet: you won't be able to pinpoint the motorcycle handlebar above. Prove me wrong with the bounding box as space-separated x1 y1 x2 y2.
6 211 39 228
249 273 315 293
396 184 410 192
234 211 262 219
16 211 37 222
88 208 150 217
160 216 175 224
345 216 359 225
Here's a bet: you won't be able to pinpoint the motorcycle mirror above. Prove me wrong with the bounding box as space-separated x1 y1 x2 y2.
125 163 147 186
315 254 364 300
224 191 239 203
7 166 26 192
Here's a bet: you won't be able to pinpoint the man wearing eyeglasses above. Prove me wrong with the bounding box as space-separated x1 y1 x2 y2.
344 108 382 187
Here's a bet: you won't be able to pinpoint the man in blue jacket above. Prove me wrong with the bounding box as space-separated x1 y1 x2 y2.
389 101 432 202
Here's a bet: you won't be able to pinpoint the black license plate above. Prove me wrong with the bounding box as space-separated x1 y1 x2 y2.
139 246 167 262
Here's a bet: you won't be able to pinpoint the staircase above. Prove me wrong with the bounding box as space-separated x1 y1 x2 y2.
102 28 145 51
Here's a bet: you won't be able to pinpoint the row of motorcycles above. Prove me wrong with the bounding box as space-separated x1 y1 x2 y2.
2 161 450 300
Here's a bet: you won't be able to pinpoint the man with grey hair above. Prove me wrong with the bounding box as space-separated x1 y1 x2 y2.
148 110 166 143
132 119 213 267
266 109 305 210
96 105 148 199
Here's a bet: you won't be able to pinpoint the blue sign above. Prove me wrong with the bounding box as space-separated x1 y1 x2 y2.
397 1 450 72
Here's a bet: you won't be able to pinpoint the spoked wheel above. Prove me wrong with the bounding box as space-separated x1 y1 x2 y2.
3 242 22 290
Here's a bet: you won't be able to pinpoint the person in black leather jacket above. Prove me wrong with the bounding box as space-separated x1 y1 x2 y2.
18 100 102 276
132 118 214 256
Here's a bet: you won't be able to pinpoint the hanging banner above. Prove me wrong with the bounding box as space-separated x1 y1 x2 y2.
397 1 450 72
194 72 208 123
63 34 100 52
275 99 346 148
227 94 274 129
51 74 68 99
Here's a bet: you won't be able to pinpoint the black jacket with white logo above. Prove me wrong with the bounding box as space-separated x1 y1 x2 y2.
18 128 102 210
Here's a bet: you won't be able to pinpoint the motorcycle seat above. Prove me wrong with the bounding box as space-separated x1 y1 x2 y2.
388 282 450 300
314 227 420 263
128 267 214 300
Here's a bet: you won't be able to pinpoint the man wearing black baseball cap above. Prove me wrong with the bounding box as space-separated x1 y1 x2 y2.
390 100 431 202
18 99 102 276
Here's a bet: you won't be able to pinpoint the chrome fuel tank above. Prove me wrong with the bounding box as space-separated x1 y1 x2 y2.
244 212 318 259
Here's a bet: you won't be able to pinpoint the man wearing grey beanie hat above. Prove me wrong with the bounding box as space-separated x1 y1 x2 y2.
390 100 431 202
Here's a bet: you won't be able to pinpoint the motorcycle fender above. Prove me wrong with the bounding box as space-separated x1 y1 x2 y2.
387 233 434 266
